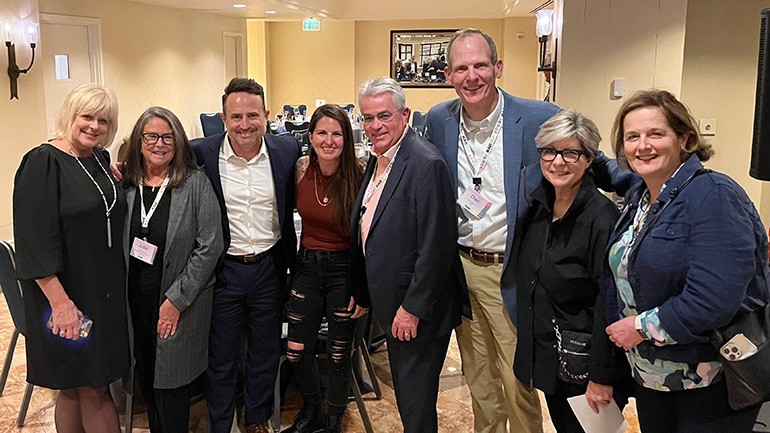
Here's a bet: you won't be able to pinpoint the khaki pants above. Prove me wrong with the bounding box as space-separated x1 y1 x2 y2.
457 253 543 433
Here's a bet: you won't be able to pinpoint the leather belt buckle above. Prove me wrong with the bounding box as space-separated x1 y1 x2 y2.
227 251 269 264
458 245 504 264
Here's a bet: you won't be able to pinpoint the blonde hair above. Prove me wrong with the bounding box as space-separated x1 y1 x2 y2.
53 84 119 148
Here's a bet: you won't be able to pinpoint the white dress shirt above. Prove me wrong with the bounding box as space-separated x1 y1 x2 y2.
457 88 507 253
219 135 280 255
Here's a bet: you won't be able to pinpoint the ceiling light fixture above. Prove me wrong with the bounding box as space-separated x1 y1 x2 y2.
233 4 246 8
265 10 276 14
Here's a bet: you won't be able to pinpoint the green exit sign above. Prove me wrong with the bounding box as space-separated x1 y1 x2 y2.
302 18 320 31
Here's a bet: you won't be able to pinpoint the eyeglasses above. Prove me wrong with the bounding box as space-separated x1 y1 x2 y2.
142 133 175 145
362 111 394 125
538 147 586 163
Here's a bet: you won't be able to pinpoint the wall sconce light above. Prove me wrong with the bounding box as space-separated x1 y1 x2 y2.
4 19 37 100
536 9 556 79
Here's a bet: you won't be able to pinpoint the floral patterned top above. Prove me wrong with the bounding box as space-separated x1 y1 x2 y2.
608 191 722 391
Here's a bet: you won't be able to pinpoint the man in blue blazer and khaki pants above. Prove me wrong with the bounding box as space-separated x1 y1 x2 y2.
350 77 470 433
425 29 628 433
192 78 299 433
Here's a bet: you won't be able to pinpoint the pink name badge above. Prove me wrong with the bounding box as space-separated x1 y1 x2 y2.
458 187 492 219
130 237 158 265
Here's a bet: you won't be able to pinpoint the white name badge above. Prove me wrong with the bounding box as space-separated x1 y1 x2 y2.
130 237 158 265
458 187 492 219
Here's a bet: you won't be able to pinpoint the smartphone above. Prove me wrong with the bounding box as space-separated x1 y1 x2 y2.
720 333 758 361
46 315 93 338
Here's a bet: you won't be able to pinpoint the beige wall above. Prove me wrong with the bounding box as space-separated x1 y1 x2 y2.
680 0 769 217
263 19 357 117
0 0 246 239
254 17 540 116
556 0 688 153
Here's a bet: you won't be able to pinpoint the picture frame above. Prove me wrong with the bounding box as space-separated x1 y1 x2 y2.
389 29 457 88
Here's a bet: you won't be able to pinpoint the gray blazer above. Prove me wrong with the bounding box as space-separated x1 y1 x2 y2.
123 168 223 389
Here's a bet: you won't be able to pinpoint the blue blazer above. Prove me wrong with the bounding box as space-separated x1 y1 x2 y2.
350 128 470 340
602 155 770 363
425 90 631 324
191 132 300 275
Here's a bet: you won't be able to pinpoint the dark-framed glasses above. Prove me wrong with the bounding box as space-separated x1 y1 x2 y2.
538 147 585 163
142 133 175 145
362 111 394 125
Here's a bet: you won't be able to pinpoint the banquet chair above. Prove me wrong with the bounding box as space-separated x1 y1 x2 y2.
411 111 427 137
297 104 308 117
0 240 35 427
199 113 225 137
283 105 296 118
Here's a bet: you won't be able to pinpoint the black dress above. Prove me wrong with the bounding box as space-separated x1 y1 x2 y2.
13 143 130 389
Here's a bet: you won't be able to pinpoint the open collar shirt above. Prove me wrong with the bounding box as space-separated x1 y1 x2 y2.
219 134 279 255
457 88 506 253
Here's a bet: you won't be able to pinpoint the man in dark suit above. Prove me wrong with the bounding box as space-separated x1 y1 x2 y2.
192 78 299 433
350 77 469 433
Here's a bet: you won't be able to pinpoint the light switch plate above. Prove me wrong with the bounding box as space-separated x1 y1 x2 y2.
699 118 717 136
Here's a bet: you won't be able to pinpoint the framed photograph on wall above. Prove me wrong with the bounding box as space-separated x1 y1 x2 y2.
390 29 457 88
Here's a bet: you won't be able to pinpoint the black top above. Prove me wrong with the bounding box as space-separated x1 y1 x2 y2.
512 174 629 393
12 144 130 389
128 186 172 296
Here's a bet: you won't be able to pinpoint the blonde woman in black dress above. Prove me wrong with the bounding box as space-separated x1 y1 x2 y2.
13 84 129 433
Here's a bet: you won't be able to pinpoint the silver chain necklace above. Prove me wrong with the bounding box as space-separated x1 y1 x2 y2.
69 148 117 248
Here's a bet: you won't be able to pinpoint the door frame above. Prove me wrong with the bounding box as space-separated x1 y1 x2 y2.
40 14 103 84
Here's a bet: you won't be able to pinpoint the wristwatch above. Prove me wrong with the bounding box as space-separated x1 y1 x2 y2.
634 316 647 340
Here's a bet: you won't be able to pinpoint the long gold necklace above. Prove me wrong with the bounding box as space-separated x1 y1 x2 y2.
314 168 331 207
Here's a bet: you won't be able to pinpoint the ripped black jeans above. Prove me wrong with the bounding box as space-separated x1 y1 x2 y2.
285 247 355 406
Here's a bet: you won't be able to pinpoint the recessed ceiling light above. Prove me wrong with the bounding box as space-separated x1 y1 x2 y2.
233 4 246 8
265 10 276 14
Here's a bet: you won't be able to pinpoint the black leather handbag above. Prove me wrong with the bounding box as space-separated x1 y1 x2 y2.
712 303 770 410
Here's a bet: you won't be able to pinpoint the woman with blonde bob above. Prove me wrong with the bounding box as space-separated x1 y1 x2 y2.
512 109 632 432
13 83 129 433
603 89 770 432
122 106 223 432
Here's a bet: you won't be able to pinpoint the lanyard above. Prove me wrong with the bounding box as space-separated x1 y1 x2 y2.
362 155 397 210
139 176 170 229
459 106 504 191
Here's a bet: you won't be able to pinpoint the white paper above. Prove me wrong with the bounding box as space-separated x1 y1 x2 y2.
567 394 628 433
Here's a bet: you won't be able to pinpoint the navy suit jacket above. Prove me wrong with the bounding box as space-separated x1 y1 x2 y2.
191 132 300 276
425 90 631 324
350 128 470 341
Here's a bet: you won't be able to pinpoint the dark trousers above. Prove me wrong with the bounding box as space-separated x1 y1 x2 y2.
386 332 451 433
130 289 192 433
634 377 760 433
206 256 282 432
544 377 634 433
286 248 355 407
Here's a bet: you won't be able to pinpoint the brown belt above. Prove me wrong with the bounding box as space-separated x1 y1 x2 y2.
458 245 504 264
225 251 270 264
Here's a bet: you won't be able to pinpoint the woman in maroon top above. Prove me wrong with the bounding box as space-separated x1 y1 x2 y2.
283 104 365 433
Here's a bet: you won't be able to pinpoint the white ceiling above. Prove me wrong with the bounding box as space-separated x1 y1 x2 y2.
128 0 550 20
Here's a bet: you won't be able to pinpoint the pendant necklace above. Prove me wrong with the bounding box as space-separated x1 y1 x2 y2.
314 168 331 207
69 148 117 248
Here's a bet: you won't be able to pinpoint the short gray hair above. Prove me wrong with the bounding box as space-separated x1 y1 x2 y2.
358 77 406 111
535 109 601 158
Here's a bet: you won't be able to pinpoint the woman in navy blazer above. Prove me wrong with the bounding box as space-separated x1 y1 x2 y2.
603 90 770 432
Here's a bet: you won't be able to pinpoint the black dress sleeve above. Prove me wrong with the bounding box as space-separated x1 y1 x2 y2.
13 146 63 280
